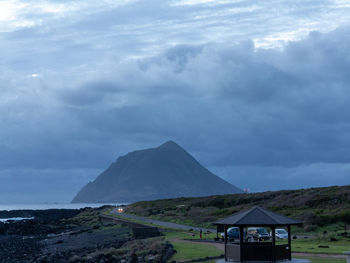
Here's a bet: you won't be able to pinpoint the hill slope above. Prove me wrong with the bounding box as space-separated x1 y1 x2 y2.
72 141 242 203
125 184 350 231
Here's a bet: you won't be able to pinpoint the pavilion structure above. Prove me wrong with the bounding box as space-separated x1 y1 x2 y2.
214 206 302 262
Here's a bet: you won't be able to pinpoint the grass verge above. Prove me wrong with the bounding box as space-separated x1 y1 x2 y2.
295 256 346 263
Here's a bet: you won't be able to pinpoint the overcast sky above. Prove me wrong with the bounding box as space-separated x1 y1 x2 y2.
1 0 350 203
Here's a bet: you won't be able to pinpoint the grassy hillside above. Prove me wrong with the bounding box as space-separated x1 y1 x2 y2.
125 185 350 232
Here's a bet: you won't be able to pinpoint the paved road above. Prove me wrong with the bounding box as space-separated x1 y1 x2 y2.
110 208 216 233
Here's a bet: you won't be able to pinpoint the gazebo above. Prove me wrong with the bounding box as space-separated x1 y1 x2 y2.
213 206 302 262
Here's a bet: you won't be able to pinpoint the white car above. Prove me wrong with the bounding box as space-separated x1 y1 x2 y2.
273 228 288 239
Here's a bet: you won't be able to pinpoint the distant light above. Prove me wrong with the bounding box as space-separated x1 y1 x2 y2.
31 74 40 78
118 207 124 213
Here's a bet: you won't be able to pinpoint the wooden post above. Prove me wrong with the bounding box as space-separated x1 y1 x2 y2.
287 225 292 261
271 226 276 262
239 226 244 262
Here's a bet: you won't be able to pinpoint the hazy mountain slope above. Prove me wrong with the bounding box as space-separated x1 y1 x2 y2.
72 141 242 203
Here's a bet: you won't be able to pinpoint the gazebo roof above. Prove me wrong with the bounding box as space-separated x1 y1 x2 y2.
213 206 302 226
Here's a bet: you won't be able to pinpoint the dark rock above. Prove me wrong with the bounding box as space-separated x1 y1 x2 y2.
128 252 138 263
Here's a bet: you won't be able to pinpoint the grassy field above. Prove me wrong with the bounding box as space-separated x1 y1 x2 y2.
164 230 350 254
163 230 350 262
294 256 345 263
170 242 222 261
164 230 223 261
125 185 350 233
292 237 350 254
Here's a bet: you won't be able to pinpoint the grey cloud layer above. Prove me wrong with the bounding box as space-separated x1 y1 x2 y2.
65 28 350 168
2 0 350 73
1 0 350 202
2 27 350 170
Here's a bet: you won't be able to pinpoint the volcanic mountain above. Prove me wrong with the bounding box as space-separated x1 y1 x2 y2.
72 141 242 203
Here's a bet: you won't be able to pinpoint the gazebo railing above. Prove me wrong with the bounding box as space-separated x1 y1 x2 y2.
225 243 240 261
225 243 290 262
275 244 290 261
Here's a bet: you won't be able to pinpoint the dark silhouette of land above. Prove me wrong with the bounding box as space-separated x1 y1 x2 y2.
72 141 242 203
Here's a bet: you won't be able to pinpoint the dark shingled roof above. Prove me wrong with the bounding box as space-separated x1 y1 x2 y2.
213 206 302 226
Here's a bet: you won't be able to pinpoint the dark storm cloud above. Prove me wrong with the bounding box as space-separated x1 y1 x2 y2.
11 27 345 174
2 28 350 172
1 0 350 201
65 28 350 164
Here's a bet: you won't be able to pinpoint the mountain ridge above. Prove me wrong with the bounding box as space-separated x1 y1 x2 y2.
72 141 242 203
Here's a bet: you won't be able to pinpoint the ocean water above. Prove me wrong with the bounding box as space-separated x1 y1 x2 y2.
0 217 34 222
0 203 123 221
0 203 121 211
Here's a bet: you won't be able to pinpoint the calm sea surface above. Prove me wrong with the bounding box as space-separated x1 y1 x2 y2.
0 203 122 211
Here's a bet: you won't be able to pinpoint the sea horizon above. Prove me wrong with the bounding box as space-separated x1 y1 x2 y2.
0 203 124 211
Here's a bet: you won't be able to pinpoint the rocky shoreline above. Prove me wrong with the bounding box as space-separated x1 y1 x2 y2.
0 207 174 263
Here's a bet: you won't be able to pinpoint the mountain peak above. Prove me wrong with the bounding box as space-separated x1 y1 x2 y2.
72 141 243 203
157 140 183 150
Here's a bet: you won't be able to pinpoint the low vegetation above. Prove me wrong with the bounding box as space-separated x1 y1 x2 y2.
294 256 345 263
125 185 350 233
63 206 114 227
79 237 174 263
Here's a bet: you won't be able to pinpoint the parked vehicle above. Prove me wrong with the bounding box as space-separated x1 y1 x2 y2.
221 227 245 240
247 227 270 241
272 228 289 239
227 227 240 239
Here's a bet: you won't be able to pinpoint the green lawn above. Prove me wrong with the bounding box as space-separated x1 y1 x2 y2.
295 256 345 263
197 260 216 263
165 231 350 255
170 241 223 261
292 238 350 254
164 230 223 261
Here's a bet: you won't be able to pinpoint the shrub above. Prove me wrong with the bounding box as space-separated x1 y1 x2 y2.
304 225 317 232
